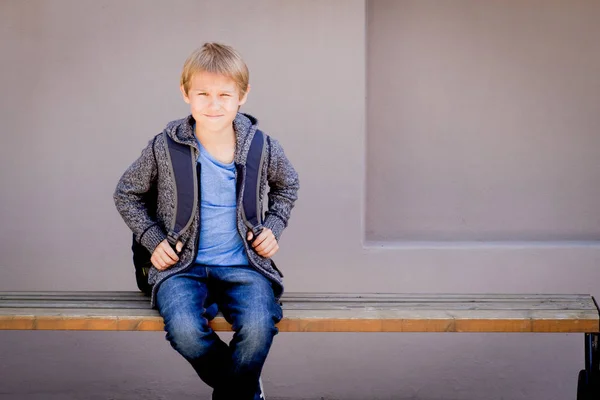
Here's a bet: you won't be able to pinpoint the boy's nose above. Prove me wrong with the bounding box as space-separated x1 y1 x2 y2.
208 97 222 109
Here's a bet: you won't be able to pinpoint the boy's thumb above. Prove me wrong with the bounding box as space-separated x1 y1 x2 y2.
246 231 253 241
175 241 183 253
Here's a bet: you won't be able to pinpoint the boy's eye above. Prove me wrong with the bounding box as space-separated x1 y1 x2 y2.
197 92 207 96
220 94 231 97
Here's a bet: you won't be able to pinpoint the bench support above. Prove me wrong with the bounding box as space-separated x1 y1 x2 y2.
585 333 599 378
579 333 600 400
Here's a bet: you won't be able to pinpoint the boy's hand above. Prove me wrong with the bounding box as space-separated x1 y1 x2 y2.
151 240 183 271
247 228 279 258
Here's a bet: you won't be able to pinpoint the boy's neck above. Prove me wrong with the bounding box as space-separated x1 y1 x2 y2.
194 123 237 164
194 123 236 145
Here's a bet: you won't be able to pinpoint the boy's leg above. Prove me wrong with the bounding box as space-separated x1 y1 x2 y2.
156 264 231 390
209 266 282 400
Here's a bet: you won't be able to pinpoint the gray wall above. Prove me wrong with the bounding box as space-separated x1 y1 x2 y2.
0 1 599 399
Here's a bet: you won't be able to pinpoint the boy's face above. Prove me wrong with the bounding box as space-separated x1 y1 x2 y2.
181 71 249 134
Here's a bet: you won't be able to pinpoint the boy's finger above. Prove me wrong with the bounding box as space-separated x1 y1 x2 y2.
253 236 267 251
246 231 253 241
264 245 279 258
162 242 179 262
252 231 269 248
260 240 277 256
157 251 173 266
175 241 183 253
255 236 275 253
151 255 166 270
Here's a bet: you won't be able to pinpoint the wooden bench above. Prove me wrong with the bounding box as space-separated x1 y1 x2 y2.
1 291 599 399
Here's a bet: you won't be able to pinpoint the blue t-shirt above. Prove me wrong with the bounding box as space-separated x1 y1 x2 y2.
194 139 249 266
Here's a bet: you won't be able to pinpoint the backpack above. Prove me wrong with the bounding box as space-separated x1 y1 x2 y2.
132 129 267 295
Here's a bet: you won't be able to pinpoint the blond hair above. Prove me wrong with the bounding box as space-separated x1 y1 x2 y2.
180 43 249 97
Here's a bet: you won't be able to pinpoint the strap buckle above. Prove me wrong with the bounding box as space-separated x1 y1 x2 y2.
167 231 180 247
251 224 264 238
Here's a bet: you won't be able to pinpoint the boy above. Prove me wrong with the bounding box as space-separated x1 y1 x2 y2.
114 42 299 400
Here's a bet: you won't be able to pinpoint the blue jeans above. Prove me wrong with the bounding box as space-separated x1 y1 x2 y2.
156 264 282 400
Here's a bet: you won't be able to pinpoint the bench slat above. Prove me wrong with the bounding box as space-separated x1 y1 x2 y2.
1 292 597 333
1 291 593 300
0 310 597 332
1 293 595 307
1 307 597 319
0 300 595 311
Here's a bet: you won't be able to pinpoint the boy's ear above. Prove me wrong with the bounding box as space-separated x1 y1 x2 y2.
180 85 191 104
239 84 251 106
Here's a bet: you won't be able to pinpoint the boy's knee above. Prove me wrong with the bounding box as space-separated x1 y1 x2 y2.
231 316 279 370
168 326 214 359
237 313 279 348
165 315 213 360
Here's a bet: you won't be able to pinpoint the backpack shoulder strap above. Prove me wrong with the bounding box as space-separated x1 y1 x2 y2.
242 129 268 237
163 131 198 245
161 128 266 245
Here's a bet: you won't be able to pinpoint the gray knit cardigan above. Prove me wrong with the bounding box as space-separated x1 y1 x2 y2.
114 113 299 307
